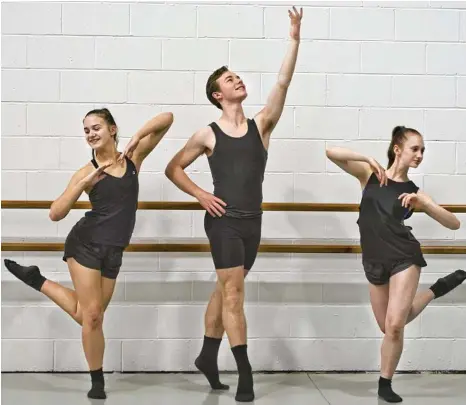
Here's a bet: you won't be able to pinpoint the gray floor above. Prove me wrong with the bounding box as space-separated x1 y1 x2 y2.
2 372 466 405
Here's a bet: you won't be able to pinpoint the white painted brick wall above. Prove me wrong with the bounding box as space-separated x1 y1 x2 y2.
3 70 60 102
61 71 127 103
361 42 426 74
2 1 466 373
198 6 264 38
130 4 196 37
95 37 163 70
163 39 228 71
296 41 361 73
395 9 460 41
28 36 95 69
392 76 457 107
1 35 27 68
62 3 130 36
327 74 392 107
2 103 27 136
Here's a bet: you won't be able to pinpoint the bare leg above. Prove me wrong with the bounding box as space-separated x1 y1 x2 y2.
4 258 115 325
67 258 116 400
216 266 253 402
40 267 116 325
217 266 246 347
406 268 466 323
68 258 106 371
194 282 229 390
369 283 390 334
369 282 435 333
204 281 225 338
378 266 420 403
196 267 245 392
195 269 250 390
204 268 249 338
41 280 83 324
406 289 434 323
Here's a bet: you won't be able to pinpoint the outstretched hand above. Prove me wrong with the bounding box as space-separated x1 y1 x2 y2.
289 6 303 41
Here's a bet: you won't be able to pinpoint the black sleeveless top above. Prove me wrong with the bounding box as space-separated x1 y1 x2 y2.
357 173 426 266
71 155 139 247
207 119 268 218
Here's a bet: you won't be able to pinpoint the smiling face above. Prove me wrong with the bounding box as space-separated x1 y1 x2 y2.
214 70 248 106
83 114 117 152
206 66 248 110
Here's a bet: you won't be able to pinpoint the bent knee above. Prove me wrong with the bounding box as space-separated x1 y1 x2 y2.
385 319 405 338
223 286 244 312
82 303 104 329
223 291 242 309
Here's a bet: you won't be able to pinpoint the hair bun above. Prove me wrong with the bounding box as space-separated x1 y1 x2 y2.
392 126 406 137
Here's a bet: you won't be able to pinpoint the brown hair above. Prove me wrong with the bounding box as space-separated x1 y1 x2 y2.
387 126 421 169
206 66 229 110
84 108 119 146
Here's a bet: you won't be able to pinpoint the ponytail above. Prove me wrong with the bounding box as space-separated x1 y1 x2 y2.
387 126 421 169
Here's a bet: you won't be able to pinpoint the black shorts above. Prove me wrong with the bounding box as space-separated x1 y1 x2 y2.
204 213 262 270
362 257 426 285
62 230 124 279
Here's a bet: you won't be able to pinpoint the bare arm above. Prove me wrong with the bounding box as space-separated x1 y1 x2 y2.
165 129 208 199
49 161 113 221
400 191 461 230
326 146 388 188
49 167 90 222
120 112 174 171
255 7 302 140
165 128 226 217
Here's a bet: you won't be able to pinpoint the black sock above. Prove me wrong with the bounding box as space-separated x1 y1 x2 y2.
429 269 466 298
231 344 254 402
88 368 106 399
378 377 402 403
4 259 46 292
195 336 229 390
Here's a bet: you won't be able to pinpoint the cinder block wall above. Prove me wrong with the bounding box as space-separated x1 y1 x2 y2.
2 1 465 372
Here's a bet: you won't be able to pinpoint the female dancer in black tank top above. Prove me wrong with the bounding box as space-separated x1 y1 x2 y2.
4 108 173 399
326 126 465 403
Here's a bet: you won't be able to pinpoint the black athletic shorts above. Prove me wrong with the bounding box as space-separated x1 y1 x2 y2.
204 213 262 270
62 230 124 279
362 256 426 285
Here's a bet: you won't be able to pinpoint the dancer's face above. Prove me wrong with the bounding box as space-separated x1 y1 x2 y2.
394 133 425 169
83 115 117 151
213 70 248 106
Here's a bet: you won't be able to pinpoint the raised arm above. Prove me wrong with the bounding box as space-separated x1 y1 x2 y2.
165 127 226 217
326 146 388 188
119 112 174 172
255 6 303 141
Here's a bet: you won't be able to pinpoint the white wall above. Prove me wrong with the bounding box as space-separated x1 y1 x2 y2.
1 1 466 372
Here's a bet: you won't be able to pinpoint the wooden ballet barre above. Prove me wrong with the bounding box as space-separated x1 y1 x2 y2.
2 200 466 213
1 242 465 254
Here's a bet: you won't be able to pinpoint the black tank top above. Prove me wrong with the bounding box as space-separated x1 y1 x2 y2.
207 119 268 218
357 173 425 264
72 155 139 247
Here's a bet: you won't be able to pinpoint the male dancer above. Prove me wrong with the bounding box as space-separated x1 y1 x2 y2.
165 6 303 402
